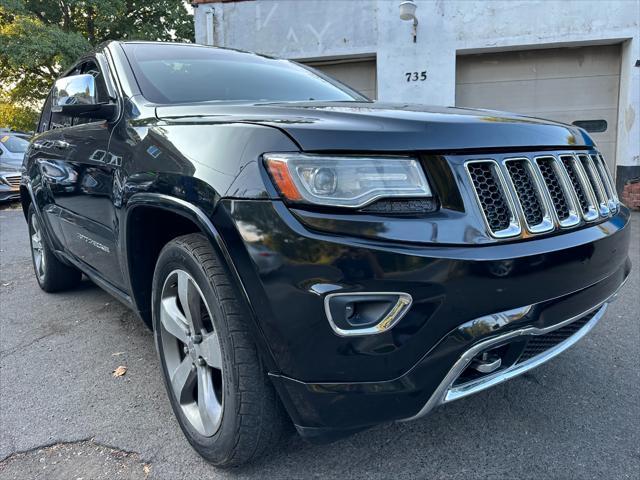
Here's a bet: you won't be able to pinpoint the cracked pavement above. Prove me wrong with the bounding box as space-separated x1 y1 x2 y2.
1 207 638 479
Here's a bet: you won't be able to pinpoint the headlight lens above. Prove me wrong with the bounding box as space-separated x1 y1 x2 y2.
264 153 432 208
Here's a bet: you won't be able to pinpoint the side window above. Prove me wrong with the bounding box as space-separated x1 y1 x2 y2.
37 93 53 133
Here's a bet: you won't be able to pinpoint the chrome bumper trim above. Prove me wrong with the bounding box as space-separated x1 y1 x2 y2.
402 277 628 422
444 303 605 404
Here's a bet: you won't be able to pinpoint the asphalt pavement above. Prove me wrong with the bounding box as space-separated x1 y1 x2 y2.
1 206 638 479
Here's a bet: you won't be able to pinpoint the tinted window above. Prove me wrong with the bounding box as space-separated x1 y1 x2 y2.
122 43 365 104
38 93 53 132
0 134 29 153
572 119 607 133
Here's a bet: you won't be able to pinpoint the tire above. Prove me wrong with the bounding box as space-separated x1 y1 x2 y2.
152 233 288 467
28 204 81 292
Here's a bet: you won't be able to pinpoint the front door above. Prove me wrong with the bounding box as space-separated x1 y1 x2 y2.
46 57 125 288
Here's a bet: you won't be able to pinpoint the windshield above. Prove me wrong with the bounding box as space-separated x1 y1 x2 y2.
0 134 29 153
122 43 366 104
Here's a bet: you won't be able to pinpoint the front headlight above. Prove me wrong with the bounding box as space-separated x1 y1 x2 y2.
264 153 432 208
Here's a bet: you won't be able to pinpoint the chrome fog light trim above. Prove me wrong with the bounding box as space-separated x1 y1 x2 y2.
324 292 413 337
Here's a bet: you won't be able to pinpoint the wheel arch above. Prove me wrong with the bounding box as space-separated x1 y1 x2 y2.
122 193 279 371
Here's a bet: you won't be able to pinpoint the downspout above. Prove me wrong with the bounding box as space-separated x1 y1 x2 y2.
205 6 215 46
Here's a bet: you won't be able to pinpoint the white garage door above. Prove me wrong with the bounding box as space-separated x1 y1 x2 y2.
456 45 621 171
304 58 377 100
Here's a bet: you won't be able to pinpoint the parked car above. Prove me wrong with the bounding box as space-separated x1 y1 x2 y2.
0 132 28 201
21 41 631 467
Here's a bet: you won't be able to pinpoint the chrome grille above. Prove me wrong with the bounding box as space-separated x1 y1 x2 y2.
577 154 610 216
505 160 543 225
3 174 21 188
558 155 599 222
592 154 618 212
465 151 619 238
465 160 520 238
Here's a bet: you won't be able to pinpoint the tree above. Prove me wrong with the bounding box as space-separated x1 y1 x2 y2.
0 0 193 126
0 98 39 131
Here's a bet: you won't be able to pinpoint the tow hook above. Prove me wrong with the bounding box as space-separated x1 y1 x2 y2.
471 352 502 373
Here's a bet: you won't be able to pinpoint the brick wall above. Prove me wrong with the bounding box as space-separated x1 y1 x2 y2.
622 180 640 210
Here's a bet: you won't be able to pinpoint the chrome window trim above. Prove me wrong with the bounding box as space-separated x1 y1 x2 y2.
501 157 554 234
323 291 413 337
533 155 581 228
464 159 522 239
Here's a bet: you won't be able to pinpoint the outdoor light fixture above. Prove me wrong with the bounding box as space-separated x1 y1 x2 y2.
399 1 418 43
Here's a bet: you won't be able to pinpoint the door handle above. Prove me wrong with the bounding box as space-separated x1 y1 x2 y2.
53 140 71 149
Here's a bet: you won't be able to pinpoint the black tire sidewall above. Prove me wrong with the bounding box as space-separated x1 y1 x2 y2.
152 239 244 464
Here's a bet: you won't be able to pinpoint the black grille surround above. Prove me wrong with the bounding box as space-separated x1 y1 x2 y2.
464 151 619 239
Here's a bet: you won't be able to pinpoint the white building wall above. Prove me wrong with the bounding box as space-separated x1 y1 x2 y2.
194 0 639 170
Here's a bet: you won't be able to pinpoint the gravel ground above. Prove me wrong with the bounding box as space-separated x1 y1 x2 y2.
0 207 638 480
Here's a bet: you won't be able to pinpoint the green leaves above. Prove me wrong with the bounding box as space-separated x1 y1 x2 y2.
0 0 194 126
0 101 39 131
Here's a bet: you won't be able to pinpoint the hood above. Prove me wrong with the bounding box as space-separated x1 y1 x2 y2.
155 101 593 152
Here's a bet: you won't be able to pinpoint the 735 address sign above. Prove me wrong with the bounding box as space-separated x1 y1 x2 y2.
405 71 427 82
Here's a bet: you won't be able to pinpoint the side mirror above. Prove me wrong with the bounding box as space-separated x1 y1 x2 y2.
52 74 116 120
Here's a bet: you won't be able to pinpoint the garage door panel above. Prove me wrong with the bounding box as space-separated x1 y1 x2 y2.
456 45 622 84
457 76 620 113
456 45 621 168
306 59 377 100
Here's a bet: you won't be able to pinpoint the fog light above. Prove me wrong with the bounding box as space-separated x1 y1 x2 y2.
324 292 412 337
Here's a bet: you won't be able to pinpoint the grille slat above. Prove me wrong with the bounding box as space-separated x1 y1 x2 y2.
535 157 571 221
578 154 610 215
3 175 20 188
466 161 515 235
592 154 617 211
465 151 617 239
560 156 589 214
505 160 545 227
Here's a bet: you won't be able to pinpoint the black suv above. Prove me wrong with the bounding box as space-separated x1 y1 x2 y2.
21 41 631 467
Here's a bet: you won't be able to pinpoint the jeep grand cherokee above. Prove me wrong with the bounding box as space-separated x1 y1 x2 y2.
21 41 631 467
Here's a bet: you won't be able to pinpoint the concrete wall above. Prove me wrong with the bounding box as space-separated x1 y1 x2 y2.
193 0 640 172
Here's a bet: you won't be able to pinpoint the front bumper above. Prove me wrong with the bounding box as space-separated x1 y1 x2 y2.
0 185 20 201
0 173 21 201
217 199 631 441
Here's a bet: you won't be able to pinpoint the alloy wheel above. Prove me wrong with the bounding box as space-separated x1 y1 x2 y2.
30 214 46 281
159 269 224 437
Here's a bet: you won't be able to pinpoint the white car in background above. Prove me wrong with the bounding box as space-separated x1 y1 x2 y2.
0 132 29 202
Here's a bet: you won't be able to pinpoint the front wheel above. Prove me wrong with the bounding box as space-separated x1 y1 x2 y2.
152 233 288 467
